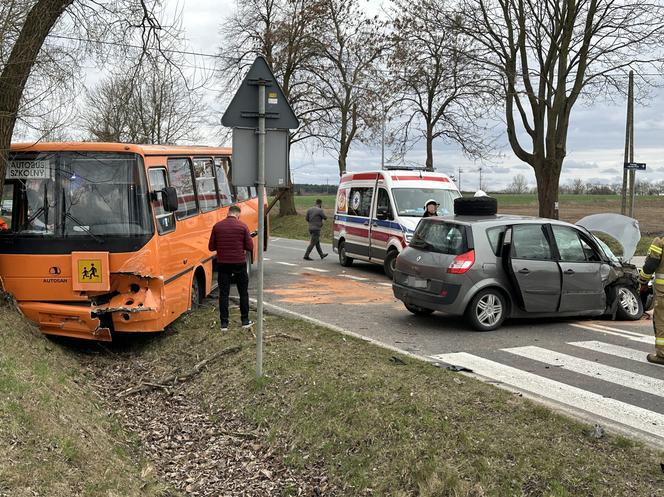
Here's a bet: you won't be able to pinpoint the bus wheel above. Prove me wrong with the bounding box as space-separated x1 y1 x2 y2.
246 251 252 284
191 274 203 310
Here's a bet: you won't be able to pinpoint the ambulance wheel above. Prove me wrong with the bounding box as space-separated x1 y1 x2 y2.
404 303 435 316
384 249 398 279
615 285 642 320
339 240 353 267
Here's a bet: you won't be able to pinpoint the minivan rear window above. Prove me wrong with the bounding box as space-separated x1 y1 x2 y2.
410 220 468 255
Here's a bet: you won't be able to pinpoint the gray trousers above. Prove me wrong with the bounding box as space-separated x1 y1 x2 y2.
305 229 324 257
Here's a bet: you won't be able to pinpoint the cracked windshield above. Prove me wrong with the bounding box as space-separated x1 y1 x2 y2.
5 152 151 237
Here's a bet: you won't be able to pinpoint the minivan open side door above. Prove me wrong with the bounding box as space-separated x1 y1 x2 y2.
504 224 561 313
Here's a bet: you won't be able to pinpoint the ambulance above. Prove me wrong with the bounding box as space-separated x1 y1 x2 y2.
333 168 461 277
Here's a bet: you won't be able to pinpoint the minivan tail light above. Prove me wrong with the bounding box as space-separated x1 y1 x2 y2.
447 249 475 274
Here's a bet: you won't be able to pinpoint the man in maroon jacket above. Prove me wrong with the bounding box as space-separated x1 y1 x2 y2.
208 205 254 331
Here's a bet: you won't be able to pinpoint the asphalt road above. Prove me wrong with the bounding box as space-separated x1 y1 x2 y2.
249 237 664 447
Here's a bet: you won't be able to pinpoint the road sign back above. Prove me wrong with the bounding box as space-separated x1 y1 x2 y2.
221 56 300 130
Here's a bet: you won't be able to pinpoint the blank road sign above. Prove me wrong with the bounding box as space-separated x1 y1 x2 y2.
231 128 290 188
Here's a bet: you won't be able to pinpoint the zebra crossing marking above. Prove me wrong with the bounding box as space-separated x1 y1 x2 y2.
432 352 664 439
503 346 664 397
570 323 653 344
569 340 648 363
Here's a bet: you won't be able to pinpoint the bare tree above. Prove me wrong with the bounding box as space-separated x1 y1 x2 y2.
461 0 664 218
220 0 325 216
0 0 175 199
305 0 386 175
388 0 496 171
83 60 205 145
570 177 585 195
505 173 529 193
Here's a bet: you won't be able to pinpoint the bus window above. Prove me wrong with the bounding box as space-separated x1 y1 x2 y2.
193 158 218 212
148 168 175 234
235 186 250 202
214 158 232 206
168 158 197 219
249 186 257 198
1 183 14 231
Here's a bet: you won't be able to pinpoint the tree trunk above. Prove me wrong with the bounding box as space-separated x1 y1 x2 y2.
425 126 434 171
0 0 73 198
278 187 298 216
534 159 562 219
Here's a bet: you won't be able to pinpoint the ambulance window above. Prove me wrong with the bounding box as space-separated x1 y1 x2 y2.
348 187 373 217
376 188 393 220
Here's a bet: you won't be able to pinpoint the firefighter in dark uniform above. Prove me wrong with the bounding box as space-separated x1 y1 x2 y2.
638 237 664 365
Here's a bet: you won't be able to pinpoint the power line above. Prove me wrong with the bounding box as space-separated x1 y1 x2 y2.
48 34 234 61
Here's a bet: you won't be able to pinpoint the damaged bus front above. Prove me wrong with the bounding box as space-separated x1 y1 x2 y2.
0 147 164 340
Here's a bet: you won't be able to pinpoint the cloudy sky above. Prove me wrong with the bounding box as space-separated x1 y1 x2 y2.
146 1 664 190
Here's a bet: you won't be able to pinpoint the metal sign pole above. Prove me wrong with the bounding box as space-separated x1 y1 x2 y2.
256 83 266 378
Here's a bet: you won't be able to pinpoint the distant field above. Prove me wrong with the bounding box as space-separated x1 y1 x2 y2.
269 193 664 255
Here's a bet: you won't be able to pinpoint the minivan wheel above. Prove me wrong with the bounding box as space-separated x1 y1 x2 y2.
339 240 353 267
404 303 435 316
384 250 398 279
615 285 643 320
466 288 506 331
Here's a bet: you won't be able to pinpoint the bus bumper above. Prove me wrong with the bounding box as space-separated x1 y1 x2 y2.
18 302 112 341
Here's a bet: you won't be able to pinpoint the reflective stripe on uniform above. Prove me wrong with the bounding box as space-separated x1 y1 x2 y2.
656 337 664 345
655 279 664 285
641 269 654 279
656 273 664 279
649 244 663 255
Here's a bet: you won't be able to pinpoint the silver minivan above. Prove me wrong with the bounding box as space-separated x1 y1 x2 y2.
392 213 644 331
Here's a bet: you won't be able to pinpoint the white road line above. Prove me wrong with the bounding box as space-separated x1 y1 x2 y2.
570 323 653 344
339 274 369 281
432 352 664 439
275 261 297 267
264 257 271 261
503 346 664 398
569 341 649 363
584 322 650 337
303 267 330 273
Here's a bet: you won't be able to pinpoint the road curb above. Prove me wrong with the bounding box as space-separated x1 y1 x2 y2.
232 296 434 365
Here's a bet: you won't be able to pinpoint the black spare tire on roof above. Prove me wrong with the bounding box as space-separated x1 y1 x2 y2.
454 196 498 216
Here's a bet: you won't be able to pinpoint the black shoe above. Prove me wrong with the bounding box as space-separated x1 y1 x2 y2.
647 353 664 365
320 253 329 259
303 256 313 261
241 320 255 329
220 322 229 332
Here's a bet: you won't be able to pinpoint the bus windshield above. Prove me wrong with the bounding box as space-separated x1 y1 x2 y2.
4 152 152 237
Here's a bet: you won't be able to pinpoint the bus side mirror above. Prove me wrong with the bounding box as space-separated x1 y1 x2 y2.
162 187 179 212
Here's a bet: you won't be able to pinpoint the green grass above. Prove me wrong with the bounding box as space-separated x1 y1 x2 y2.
0 304 173 497
95 303 664 497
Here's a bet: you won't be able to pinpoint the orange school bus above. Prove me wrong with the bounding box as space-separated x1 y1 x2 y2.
0 142 265 341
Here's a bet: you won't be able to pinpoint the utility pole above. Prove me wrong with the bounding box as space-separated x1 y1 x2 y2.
458 167 462 192
621 71 634 215
478 166 483 191
627 71 636 218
